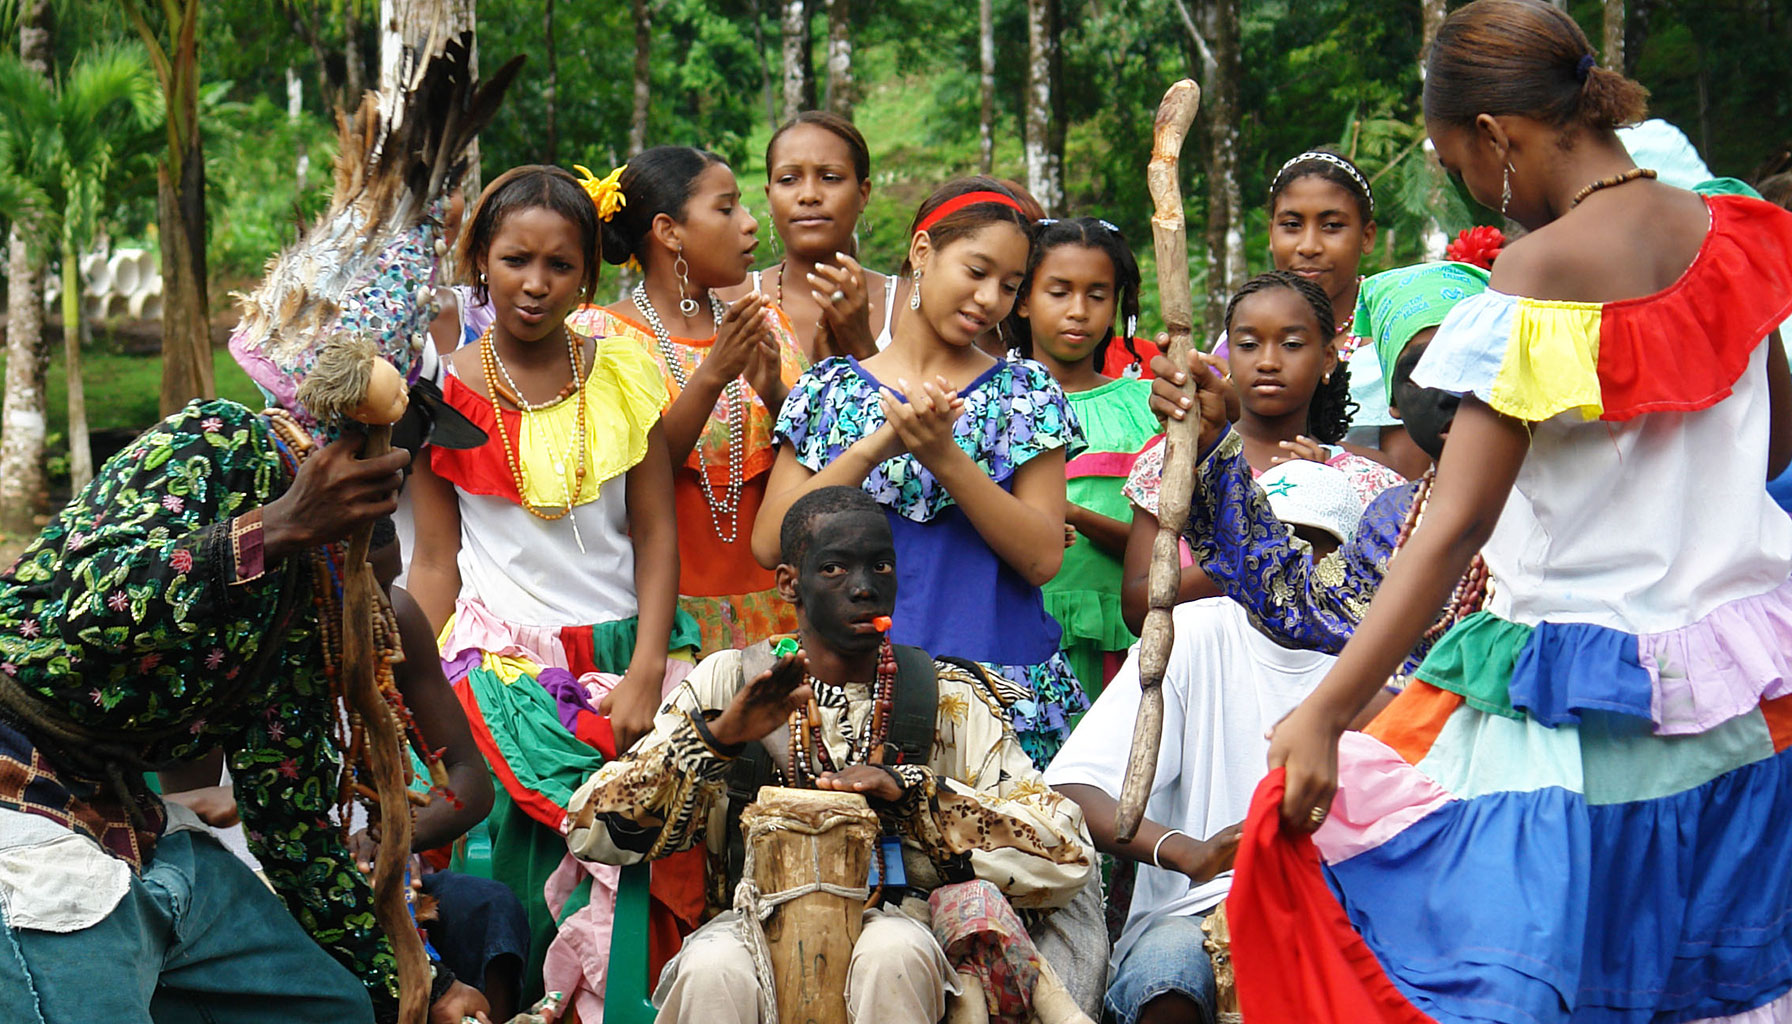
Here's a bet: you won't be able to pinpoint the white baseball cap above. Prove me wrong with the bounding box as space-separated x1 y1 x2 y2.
1258 460 1366 544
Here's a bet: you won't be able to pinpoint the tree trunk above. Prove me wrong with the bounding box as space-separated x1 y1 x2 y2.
1418 0 1448 259
780 0 810 121
122 0 216 417
630 0 651 154
380 0 479 190
156 139 214 417
345 0 366 106
60 242 91 491
978 0 994 174
1179 0 1240 340
751 0 777 129
1602 0 1625 71
824 0 851 118
0 0 52 532
544 0 557 164
1024 0 1064 215
288 66 310 194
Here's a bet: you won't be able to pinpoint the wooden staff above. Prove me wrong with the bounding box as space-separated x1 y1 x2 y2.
339 423 430 1023
1115 79 1203 843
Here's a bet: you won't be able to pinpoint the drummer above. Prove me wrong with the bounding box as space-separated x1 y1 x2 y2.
564 486 1098 1023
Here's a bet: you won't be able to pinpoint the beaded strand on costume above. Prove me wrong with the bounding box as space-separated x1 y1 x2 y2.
631 282 746 543
783 637 898 787
1386 468 1495 679
264 408 458 833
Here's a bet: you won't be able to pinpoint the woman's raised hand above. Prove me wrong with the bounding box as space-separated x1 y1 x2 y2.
810 254 875 359
704 291 774 384
1264 692 1349 836
878 377 965 465
1271 435 1328 466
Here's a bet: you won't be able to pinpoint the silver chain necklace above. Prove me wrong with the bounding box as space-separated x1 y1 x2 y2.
488 328 577 412
631 282 746 543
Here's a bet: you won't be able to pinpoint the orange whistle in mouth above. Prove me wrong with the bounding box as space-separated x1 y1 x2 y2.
872 615 893 632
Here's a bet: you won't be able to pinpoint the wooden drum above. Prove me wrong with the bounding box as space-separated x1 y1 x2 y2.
738 786 880 1024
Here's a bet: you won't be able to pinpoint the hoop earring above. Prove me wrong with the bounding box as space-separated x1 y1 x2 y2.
1500 163 1513 219
675 248 699 317
909 269 922 311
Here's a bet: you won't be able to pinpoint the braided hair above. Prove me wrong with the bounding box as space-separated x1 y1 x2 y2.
1011 217 1142 370
1223 270 1357 444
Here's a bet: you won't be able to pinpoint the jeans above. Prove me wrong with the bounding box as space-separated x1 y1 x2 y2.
1104 913 1217 1024
421 870 529 990
0 828 373 1023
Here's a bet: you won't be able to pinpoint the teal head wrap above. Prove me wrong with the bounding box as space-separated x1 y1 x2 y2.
1354 261 1492 405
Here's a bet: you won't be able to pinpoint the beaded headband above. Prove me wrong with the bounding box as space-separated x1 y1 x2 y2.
1272 151 1375 217
914 190 1027 235
1036 217 1122 234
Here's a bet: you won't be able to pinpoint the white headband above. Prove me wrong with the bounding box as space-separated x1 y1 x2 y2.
1272 151 1375 217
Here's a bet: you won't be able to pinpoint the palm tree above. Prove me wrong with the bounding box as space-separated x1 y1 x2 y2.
0 44 159 491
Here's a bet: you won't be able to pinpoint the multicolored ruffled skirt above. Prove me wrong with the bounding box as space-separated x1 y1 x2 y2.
1231 578 1792 1023
439 598 705 1012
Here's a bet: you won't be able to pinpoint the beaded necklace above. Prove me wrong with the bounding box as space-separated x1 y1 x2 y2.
1387 467 1493 666
631 282 746 543
477 325 590 549
785 639 899 787
1570 167 1658 208
262 409 450 831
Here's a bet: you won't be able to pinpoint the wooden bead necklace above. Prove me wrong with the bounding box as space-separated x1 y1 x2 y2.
631 282 746 543
263 408 447 834
1570 167 1657 208
478 325 590 547
785 638 899 787
1390 467 1494 647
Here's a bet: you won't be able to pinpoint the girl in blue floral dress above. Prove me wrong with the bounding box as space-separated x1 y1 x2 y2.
752 177 1088 766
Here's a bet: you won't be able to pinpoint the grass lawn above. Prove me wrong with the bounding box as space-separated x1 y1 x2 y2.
2 343 264 441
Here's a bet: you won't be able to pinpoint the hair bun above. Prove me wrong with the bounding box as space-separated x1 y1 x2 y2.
1580 65 1649 129
599 216 636 267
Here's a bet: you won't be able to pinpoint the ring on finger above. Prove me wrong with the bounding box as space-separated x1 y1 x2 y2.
1308 805 1328 825
829 289 846 303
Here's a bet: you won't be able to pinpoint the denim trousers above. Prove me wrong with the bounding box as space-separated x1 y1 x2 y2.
1104 913 1218 1024
0 827 373 1023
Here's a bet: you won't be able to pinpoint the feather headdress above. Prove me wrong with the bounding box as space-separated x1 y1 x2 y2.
229 30 522 439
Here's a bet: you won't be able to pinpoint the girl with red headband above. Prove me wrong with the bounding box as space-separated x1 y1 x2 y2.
753 177 1091 766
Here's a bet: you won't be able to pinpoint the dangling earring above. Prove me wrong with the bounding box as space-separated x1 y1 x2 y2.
1500 163 1514 219
675 247 699 317
770 228 783 263
909 268 922 311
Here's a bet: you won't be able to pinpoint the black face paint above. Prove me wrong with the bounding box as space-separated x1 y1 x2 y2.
795 510 898 657
1391 341 1459 461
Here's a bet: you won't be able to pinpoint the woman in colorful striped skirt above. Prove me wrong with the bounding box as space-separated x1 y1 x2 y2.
1221 3 1792 1022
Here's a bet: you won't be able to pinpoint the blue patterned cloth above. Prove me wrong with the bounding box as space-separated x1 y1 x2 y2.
778 357 1084 522
776 356 1089 764
1182 428 1430 678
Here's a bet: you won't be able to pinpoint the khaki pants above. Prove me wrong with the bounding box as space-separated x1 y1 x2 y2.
655 907 956 1024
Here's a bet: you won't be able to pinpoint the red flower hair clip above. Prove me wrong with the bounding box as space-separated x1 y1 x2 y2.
1445 225 1506 270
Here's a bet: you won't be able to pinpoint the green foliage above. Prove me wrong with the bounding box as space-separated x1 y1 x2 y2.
203 92 338 285
0 41 159 269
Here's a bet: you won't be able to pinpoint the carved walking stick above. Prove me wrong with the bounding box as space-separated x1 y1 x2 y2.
338 424 432 1024
1115 79 1202 843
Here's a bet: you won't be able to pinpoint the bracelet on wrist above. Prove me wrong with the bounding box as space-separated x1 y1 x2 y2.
1150 828 1187 870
